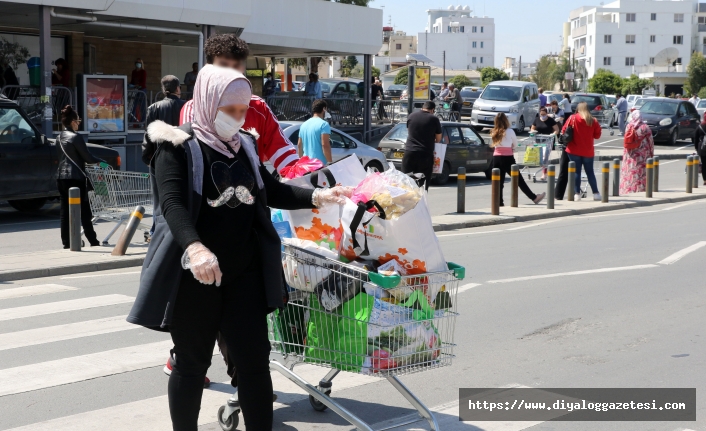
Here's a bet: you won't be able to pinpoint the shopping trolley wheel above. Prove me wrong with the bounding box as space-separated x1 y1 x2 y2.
610 130 614 136
217 405 239 431
81 240 85 247
532 177 536 183
527 174 531 180
309 393 329 412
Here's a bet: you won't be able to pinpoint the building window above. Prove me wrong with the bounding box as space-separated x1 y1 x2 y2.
472 26 477 33
603 57 611 65
588 14 593 24
650 35 656 43
480 57 484 63
481 26 484 33
626 13 636 22
626 34 635 44
472 41 477 48
625 57 635 66
604 34 612 43
674 35 683 44
651 13 656 21
674 13 684 22
700 17 706 24
447 26 451 33
676 57 683 64
650 57 655 65
472 57 477 63
460 26 465 32
396 43 402 50
481 41 484 48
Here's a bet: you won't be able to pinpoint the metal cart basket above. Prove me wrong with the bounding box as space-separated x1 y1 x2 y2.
217 243 465 431
593 110 615 136
517 134 555 182
85 166 153 245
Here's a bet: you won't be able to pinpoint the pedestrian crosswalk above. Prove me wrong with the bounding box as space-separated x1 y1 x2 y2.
0 294 133 321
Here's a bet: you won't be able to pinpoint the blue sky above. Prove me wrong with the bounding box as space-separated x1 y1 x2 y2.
374 0 601 67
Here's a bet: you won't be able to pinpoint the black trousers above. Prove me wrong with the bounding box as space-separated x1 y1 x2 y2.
492 156 537 204
168 262 272 431
554 149 570 200
700 148 706 182
402 151 433 190
57 179 98 247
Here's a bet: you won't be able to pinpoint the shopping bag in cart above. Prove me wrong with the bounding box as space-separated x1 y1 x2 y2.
432 143 446 174
269 302 305 354
305 293 341 364
523 146 540 165
283 155 367 252
282 238 337 292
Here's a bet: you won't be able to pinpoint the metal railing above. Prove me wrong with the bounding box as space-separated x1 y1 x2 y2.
266 95 315 122
127 89 148 129
0 85 73 129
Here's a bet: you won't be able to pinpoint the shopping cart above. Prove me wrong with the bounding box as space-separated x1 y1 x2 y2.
517 134 556 183
85 166 153 245
594 110 615 136
216 243 465 431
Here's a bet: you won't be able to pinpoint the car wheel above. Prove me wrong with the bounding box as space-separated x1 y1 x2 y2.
8 198 47 212
669 128 678 146
514 116 525 134
364 160 385 173
432 162 451 185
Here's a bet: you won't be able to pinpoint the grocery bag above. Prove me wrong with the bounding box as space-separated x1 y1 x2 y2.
283 155 367 252
304 293 340 364
523 146 540 165
432 143 447 174
282 238 337 292
269 302 305 354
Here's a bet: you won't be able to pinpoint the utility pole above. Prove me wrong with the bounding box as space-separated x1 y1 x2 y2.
443 50 446 82
518 56 522 80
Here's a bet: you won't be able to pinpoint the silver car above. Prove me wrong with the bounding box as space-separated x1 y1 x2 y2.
697 100 706 119
471 80 540 134
277 121 388 172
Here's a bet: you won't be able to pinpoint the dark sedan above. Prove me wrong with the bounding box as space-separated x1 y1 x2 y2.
384 84 407 99
639 98 699 145
460 89 482 117
570 93 615 126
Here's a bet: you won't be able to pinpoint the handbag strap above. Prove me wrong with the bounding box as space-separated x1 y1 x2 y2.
349 200 387 256
58 134 95 189
309 167 336 189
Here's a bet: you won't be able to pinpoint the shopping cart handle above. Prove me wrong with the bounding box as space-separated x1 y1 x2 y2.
447 262 465 280
98 162 111 169
368 271 401 289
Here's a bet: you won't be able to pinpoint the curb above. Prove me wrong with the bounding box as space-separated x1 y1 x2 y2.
0 256 145 282
432 193 706 232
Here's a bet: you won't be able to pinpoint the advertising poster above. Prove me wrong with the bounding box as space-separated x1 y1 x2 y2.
85 77 126 132
413 66 431 100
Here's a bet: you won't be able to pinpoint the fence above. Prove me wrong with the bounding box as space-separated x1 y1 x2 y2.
127 90 148 129
0 85 73 129
265 95 408 127
266 96 315 122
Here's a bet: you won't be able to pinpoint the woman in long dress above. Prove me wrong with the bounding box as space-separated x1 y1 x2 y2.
620 110 654 194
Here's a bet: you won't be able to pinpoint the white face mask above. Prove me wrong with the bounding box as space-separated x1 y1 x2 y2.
540 114 548 121
135 63 142 69
214 110 244 139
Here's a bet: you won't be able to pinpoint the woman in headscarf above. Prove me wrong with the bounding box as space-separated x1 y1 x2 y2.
127 65 350 431
620 109 655 194
694 112 706 186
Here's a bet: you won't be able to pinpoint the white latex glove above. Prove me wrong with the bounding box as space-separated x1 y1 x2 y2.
182 241 223 286
312 186 354 207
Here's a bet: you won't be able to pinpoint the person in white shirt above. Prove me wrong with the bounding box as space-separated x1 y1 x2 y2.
559 93 572 117
689 93 700 107
490 112 546 206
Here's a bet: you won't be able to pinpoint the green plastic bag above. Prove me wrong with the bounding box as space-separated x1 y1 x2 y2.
269 303 305 355
305 294 340 364
523 146 540 165
334 293 375 372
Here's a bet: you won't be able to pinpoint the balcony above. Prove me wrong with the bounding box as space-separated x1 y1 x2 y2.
571 25 587 38
633 65 686 74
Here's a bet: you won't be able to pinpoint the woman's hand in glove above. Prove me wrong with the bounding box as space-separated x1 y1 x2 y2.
184 241 222 286
312 186 354 207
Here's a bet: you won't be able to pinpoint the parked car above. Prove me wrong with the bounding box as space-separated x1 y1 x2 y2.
377 121 493 185
605 95 618 125
546 93 564 109
384 84 407 99
569 93 615 125
630 97 650 112
626 94 642 110
459 88 482 117
430 83 442 96
639 98 700 145
292 81 305 91
0 96 120 212
277 121 388 172
697 99 706 118
471 80 540 133
320 78 364 98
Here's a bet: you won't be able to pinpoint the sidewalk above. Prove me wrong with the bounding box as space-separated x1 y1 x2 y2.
547 147 694 164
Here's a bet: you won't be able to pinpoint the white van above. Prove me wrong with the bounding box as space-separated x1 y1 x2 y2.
470 81 540 133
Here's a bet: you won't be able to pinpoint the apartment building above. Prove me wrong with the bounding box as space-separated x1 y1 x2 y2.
374 29 417 73
502 57 537 80
417 6 495 70
566 0 694 95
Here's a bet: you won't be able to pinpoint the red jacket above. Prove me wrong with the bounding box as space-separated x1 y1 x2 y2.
562 114 601 157
179 96 298 173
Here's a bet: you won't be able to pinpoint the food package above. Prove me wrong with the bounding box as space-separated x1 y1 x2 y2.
314 271 363 311
351 167 423 220
281 238 337 292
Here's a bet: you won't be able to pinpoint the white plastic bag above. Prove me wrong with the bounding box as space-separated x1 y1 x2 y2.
282 238 337 292
432 143 447 174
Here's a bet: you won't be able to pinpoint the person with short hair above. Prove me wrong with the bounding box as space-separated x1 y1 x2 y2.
298 99 332 164
689 93 701 107
614 93 628 136
51 58 70 86
538 87 547 109
438 81 450 99
550 100 565 123
304 73 322 99
444 83 462 121
142 75 186 165
402 101 442 190
184 62 198 94
263 72 277 97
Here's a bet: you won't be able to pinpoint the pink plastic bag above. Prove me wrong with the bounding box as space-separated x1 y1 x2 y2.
281 156 324 180
351 172 386 204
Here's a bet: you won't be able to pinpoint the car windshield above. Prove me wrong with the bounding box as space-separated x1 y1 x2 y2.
0 107 36 143
481 85 522 101
460 90 481 98
698 100 706 108
385 124 408 142
640 101 678 116
319 81 331 93
389 85 406 91
634 98 648 107
606 96 616 104
572 95 601 105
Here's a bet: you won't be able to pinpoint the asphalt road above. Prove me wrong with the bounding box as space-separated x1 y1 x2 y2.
0 200 703 431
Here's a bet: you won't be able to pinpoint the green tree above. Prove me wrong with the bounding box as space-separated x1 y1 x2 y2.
587 68 623 94
531 55 557 91
698 87 706 99
450 75 472 89
480 67 509 86
685 52 706 96
393 67 409 85
0 37 30 71
371 66 381 79
621 74 652 95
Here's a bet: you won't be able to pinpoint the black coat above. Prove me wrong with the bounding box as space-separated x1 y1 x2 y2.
56 130 102 180
141 94 186 165
127 122 314 331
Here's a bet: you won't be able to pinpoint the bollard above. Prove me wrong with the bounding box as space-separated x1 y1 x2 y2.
68 187 82 251
686 156 693 193
653 156 659 192
612 159 620 197
546 165 555 209
567 161 576 201
111 206 145 256
510 164 519 207
645 158 654 198
457 167 466 213
694 155 700 189
601 162 609 203
491 168 501 215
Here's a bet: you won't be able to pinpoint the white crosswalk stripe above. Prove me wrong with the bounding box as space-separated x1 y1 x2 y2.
0 284 78 300
0 294 133 321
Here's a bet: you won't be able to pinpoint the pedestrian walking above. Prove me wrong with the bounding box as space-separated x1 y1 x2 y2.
371 79 387 123
401 101 442 190
530 106 560 181
298 99 332 164
559 93 572 116
620 110 655 194
56 105 102 249
538 87 547 109
562 102 602 201
142 75 186 165
127 65 351 431
304 72 322 99
490 113 545 206
693 112 706 185
614 93 628 136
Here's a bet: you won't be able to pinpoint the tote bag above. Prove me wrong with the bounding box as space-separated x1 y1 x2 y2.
432 143 447 174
